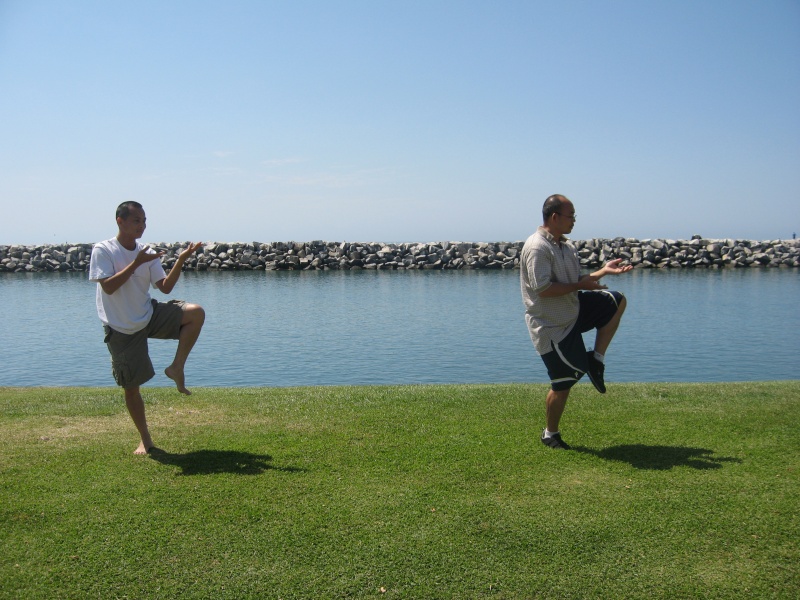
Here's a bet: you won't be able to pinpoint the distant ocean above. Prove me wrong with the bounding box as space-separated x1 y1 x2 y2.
1 268 798 388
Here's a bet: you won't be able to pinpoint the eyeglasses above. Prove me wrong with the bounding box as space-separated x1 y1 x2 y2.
556 213 576 220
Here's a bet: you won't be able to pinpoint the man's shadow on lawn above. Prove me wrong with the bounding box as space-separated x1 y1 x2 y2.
147 448 305 476
572 444 742 470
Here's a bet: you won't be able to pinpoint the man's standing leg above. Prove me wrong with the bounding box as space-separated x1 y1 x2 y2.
541 388 572 449
164 303 205 395
539 336 582 449
546 389 570 434
124 386 154 455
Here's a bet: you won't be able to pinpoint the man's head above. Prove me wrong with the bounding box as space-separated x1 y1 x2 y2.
542 194 576 238
115 201 147 241
116 201 143 221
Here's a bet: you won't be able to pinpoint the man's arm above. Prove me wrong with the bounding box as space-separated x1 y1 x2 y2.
155 242 203 295
538 278 604 297
538 259 632 298
98 247 164 296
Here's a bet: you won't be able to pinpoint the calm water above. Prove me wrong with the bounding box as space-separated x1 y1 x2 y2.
2 268 798 387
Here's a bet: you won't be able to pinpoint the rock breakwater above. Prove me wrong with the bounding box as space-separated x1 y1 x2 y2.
2 237 798 273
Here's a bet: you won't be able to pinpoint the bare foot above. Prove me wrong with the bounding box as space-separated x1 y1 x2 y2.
164 365 191 395
134 440 155 455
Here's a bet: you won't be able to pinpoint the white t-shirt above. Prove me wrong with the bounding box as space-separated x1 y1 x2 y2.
89 238 167 334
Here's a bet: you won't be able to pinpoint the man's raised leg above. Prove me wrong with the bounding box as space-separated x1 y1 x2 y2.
124 386 155 455
593 296 627 356
165 303 205 395
586 295 627 394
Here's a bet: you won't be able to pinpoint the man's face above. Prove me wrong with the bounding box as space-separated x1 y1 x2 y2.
117 206 147 240
552 201 576 236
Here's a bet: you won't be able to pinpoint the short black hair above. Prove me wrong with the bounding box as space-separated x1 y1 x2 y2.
116 201 143 220
542 194 569 223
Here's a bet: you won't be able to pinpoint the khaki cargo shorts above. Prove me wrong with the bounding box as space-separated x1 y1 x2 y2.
103 299 186 389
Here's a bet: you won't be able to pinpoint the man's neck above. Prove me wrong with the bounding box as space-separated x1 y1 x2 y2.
541 225 563 244
116 234 137 251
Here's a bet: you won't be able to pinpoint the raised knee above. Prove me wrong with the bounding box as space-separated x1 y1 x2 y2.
184 304 205 325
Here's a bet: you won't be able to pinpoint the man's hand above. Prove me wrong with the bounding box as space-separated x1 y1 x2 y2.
588 258 632 283
156 242 204 295
600 258 633 276
178 242 203 262
134 246 165 266
578 276 608 291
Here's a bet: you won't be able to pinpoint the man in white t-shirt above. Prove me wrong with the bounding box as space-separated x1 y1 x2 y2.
89 201 205 454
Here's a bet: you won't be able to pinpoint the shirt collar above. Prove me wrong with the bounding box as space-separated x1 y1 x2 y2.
537 226 568 245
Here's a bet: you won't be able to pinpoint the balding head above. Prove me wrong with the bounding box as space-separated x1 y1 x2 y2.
542 194 570 224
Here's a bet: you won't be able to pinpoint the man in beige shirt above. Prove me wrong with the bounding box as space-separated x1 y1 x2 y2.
520 194 632 449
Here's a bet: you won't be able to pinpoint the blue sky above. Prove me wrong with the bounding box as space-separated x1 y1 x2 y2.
1 0 798 244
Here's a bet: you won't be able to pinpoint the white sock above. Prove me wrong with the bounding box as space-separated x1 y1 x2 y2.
543 429 558 438
593 351 605 364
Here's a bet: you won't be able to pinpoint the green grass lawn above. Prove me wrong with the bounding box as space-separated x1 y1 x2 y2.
1 382 798 599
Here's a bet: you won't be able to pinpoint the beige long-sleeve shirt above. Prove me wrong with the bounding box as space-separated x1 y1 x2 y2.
520 227 581 355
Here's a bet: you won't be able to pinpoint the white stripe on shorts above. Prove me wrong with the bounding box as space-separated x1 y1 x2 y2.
600 289 621 308
553 340 585 374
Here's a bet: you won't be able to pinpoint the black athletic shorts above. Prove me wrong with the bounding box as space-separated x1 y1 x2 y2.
541 290 624 391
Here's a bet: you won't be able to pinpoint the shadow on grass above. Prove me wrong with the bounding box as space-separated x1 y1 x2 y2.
572 444 742 470
147 448 306 476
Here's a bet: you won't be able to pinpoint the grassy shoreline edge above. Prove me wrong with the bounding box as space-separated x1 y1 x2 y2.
2 381 798 599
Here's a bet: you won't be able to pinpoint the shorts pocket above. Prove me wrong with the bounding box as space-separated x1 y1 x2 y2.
111 358 133 388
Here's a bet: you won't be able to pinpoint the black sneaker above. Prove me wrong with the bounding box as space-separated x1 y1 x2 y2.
586 352 606 394
541 429 571 450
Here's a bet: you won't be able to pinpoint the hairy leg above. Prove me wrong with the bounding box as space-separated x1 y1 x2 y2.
593 295 627 356
546 388 571 433
165 303 205 395
124 386 154 455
